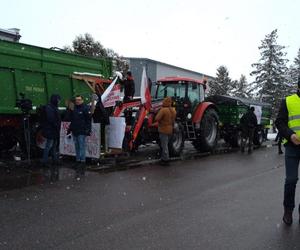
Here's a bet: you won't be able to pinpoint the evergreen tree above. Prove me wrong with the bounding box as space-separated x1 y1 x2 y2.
249 29 288 116
64 33 128 74
288 48 300 88
233 74 250 98
209 65 233 96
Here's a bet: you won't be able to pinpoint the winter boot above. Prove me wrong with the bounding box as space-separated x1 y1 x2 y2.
283 208 293 225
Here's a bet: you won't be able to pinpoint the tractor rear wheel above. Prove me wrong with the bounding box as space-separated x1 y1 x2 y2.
193 109 218 152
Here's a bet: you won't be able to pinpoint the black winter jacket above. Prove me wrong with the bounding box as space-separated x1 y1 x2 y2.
122 76 135 98
69 104 92 136
275 92 300 147
240 110 258 129
92 94 110 125
42 95 61 139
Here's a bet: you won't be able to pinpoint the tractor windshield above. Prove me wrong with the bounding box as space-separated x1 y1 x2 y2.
156 82 186 99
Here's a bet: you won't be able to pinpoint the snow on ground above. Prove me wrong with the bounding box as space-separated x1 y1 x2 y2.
267 133 277 140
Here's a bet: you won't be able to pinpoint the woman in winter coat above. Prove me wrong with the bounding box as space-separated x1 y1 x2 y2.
155 97 176 165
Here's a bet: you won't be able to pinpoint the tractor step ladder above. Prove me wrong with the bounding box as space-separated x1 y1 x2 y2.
185 121 196 139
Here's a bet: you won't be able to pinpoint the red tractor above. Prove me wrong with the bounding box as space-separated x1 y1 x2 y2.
113 77 219 156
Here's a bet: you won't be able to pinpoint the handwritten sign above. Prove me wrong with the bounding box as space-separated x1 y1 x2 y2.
59 122 101 159
107 117 126 149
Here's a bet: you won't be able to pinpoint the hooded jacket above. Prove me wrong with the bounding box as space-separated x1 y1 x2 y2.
42 94 61 139
155 97 176 135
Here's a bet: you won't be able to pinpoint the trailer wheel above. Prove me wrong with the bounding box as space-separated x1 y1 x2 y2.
229 131 242 148
193 109 218 152
253 129 263 146
168 122 185 157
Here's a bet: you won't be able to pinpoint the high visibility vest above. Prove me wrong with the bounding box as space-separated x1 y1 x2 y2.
283 94 300 144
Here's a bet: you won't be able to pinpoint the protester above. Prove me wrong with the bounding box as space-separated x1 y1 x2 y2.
92 87 110 149
68 95 91 179
41 94 61 182
155 97 176 165
275 78 300 225
93 85 110 125
122 71 135 101
240 106 258 154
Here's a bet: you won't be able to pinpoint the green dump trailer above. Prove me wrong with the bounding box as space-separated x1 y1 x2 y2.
206 95 272 147
0 39 112 156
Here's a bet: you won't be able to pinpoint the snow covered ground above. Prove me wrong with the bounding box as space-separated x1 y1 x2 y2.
267 133 277 140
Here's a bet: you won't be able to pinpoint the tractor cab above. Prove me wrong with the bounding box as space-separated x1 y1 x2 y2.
154 77 206 121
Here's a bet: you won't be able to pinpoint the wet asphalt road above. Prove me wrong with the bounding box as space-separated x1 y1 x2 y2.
1 146 300 250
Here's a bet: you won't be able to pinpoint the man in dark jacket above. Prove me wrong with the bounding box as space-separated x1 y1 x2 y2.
68 95 92 178
92 91 110 150
275 78 300 225
41 94 61 181
122 71 135 101
240 106 258 154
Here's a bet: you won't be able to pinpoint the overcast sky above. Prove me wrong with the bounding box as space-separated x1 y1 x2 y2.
1 0 300 80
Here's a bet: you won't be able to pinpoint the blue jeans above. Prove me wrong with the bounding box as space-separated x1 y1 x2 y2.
73 135 86 162
284 145 300 209
42 138 58 164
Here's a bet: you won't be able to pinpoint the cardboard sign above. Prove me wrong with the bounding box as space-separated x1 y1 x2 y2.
107 117 126 149
103 84 121 108
59 122 101 159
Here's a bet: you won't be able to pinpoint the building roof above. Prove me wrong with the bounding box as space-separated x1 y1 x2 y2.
126 57 214 79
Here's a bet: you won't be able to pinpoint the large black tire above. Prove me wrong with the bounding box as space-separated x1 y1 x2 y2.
192 109 218 152
168 122 185 157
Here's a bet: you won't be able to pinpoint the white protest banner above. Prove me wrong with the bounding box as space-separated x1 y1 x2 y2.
101 76 118 103
59 122 101 158
103 84 121 108
108 117 126 149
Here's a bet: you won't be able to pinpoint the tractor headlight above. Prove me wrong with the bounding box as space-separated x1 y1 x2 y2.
187 113 192 119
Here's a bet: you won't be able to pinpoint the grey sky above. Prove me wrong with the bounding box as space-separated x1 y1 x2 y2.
1 0 299 80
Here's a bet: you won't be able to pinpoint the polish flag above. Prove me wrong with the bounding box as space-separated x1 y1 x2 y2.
140 67 151 110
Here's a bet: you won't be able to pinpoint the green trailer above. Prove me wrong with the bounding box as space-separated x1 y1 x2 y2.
206 95 272 147
0 39 112 155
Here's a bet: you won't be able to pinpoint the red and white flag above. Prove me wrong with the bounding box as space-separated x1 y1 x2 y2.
140 67 151 110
